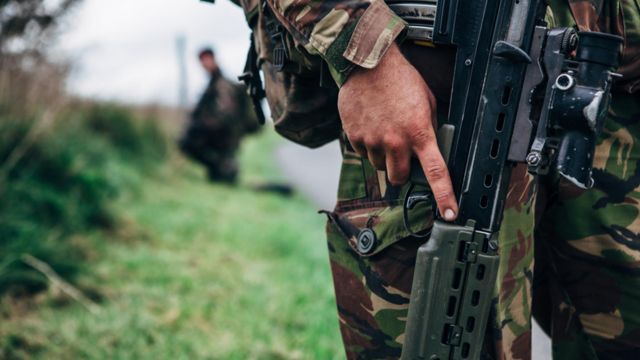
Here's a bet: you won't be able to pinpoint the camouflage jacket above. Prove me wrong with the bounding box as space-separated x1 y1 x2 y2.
230 0 639 91
232 0 406 86
192 71 236 128
219 0 639 149
191 70 258 148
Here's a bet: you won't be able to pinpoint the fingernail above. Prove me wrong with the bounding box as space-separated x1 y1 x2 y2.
444 209 456 221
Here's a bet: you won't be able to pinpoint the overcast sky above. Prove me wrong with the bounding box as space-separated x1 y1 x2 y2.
57 0 250 106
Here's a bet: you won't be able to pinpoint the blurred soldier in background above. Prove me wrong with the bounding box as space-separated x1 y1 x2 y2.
180 47 258 183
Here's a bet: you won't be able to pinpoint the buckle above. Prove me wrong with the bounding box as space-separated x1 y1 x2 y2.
263 2 289 71
272 41 287 71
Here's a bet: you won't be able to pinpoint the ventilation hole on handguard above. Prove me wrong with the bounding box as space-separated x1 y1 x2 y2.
496 113 506 132
447 296 457 317
476 265 486 280
441 324 451 345
466 316 476 332
471 290 480 306
502 86 512 105
452 268 462 289
490 139 500 158
462 343 471 358
484 174 493 188
480 195 489 208
457 240 467 262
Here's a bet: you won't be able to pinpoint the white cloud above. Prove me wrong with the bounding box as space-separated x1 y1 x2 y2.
57 0 251 106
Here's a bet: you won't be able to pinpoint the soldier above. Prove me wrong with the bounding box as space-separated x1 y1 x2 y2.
227 0 639 358
179 47 257 183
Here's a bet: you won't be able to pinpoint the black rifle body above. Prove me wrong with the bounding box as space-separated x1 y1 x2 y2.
401 0 544 358
390 0 623 358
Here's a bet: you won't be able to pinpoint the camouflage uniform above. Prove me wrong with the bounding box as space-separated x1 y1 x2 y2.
180 69 257 182
228 0 640 357
530 3 640 359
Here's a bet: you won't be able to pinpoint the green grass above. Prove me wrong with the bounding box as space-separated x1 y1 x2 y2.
0 103 170 295
0 130 344 359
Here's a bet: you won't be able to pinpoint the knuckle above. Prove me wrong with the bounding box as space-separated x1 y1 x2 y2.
388 171 408 185
348 134 364 145
412 128 434 147
370 160 386 171
364 137 383 150
425 164 447 181
383 136 404 153
433 189 453 202
354 148 368 158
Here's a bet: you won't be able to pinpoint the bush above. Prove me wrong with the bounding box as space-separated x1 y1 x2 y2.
80 104 168 166
0 103 169 295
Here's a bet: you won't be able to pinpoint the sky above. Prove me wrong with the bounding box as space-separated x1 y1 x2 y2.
56 0 250 106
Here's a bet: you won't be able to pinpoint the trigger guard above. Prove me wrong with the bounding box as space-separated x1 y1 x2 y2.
407 192 431 209
403 183 433 239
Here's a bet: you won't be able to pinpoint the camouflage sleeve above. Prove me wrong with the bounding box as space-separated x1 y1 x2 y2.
266 0 407 86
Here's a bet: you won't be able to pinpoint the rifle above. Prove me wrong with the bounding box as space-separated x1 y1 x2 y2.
387 0 623 358
238 34 267 125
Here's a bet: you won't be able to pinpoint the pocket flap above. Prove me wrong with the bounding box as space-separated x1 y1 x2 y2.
327 201 433 257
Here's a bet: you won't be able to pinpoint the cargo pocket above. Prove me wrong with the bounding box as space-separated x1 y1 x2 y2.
323 201 434 354
336 149 367 202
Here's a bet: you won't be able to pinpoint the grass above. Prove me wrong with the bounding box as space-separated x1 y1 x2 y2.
0 103 168 295
0 129 344 359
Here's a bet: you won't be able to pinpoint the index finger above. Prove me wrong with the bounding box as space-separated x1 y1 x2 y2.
413 130 458 221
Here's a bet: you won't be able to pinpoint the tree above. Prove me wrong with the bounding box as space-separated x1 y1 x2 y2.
0 0 81 53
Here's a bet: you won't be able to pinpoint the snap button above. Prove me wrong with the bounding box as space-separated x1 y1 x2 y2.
357 228 377 254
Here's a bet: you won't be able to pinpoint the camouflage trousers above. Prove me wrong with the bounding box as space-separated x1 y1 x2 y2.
325 91 640 359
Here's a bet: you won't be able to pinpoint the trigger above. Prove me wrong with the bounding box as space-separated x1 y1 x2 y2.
403 184 433 239
407 192 431 209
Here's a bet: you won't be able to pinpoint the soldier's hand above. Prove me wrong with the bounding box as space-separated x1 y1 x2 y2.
338 43 458 221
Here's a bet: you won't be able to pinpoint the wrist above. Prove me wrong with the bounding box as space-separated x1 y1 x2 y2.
344 43 404 86
323 1 406 87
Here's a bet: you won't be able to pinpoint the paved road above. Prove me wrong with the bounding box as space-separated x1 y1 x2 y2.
276 140 552 359
276 141 342 211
